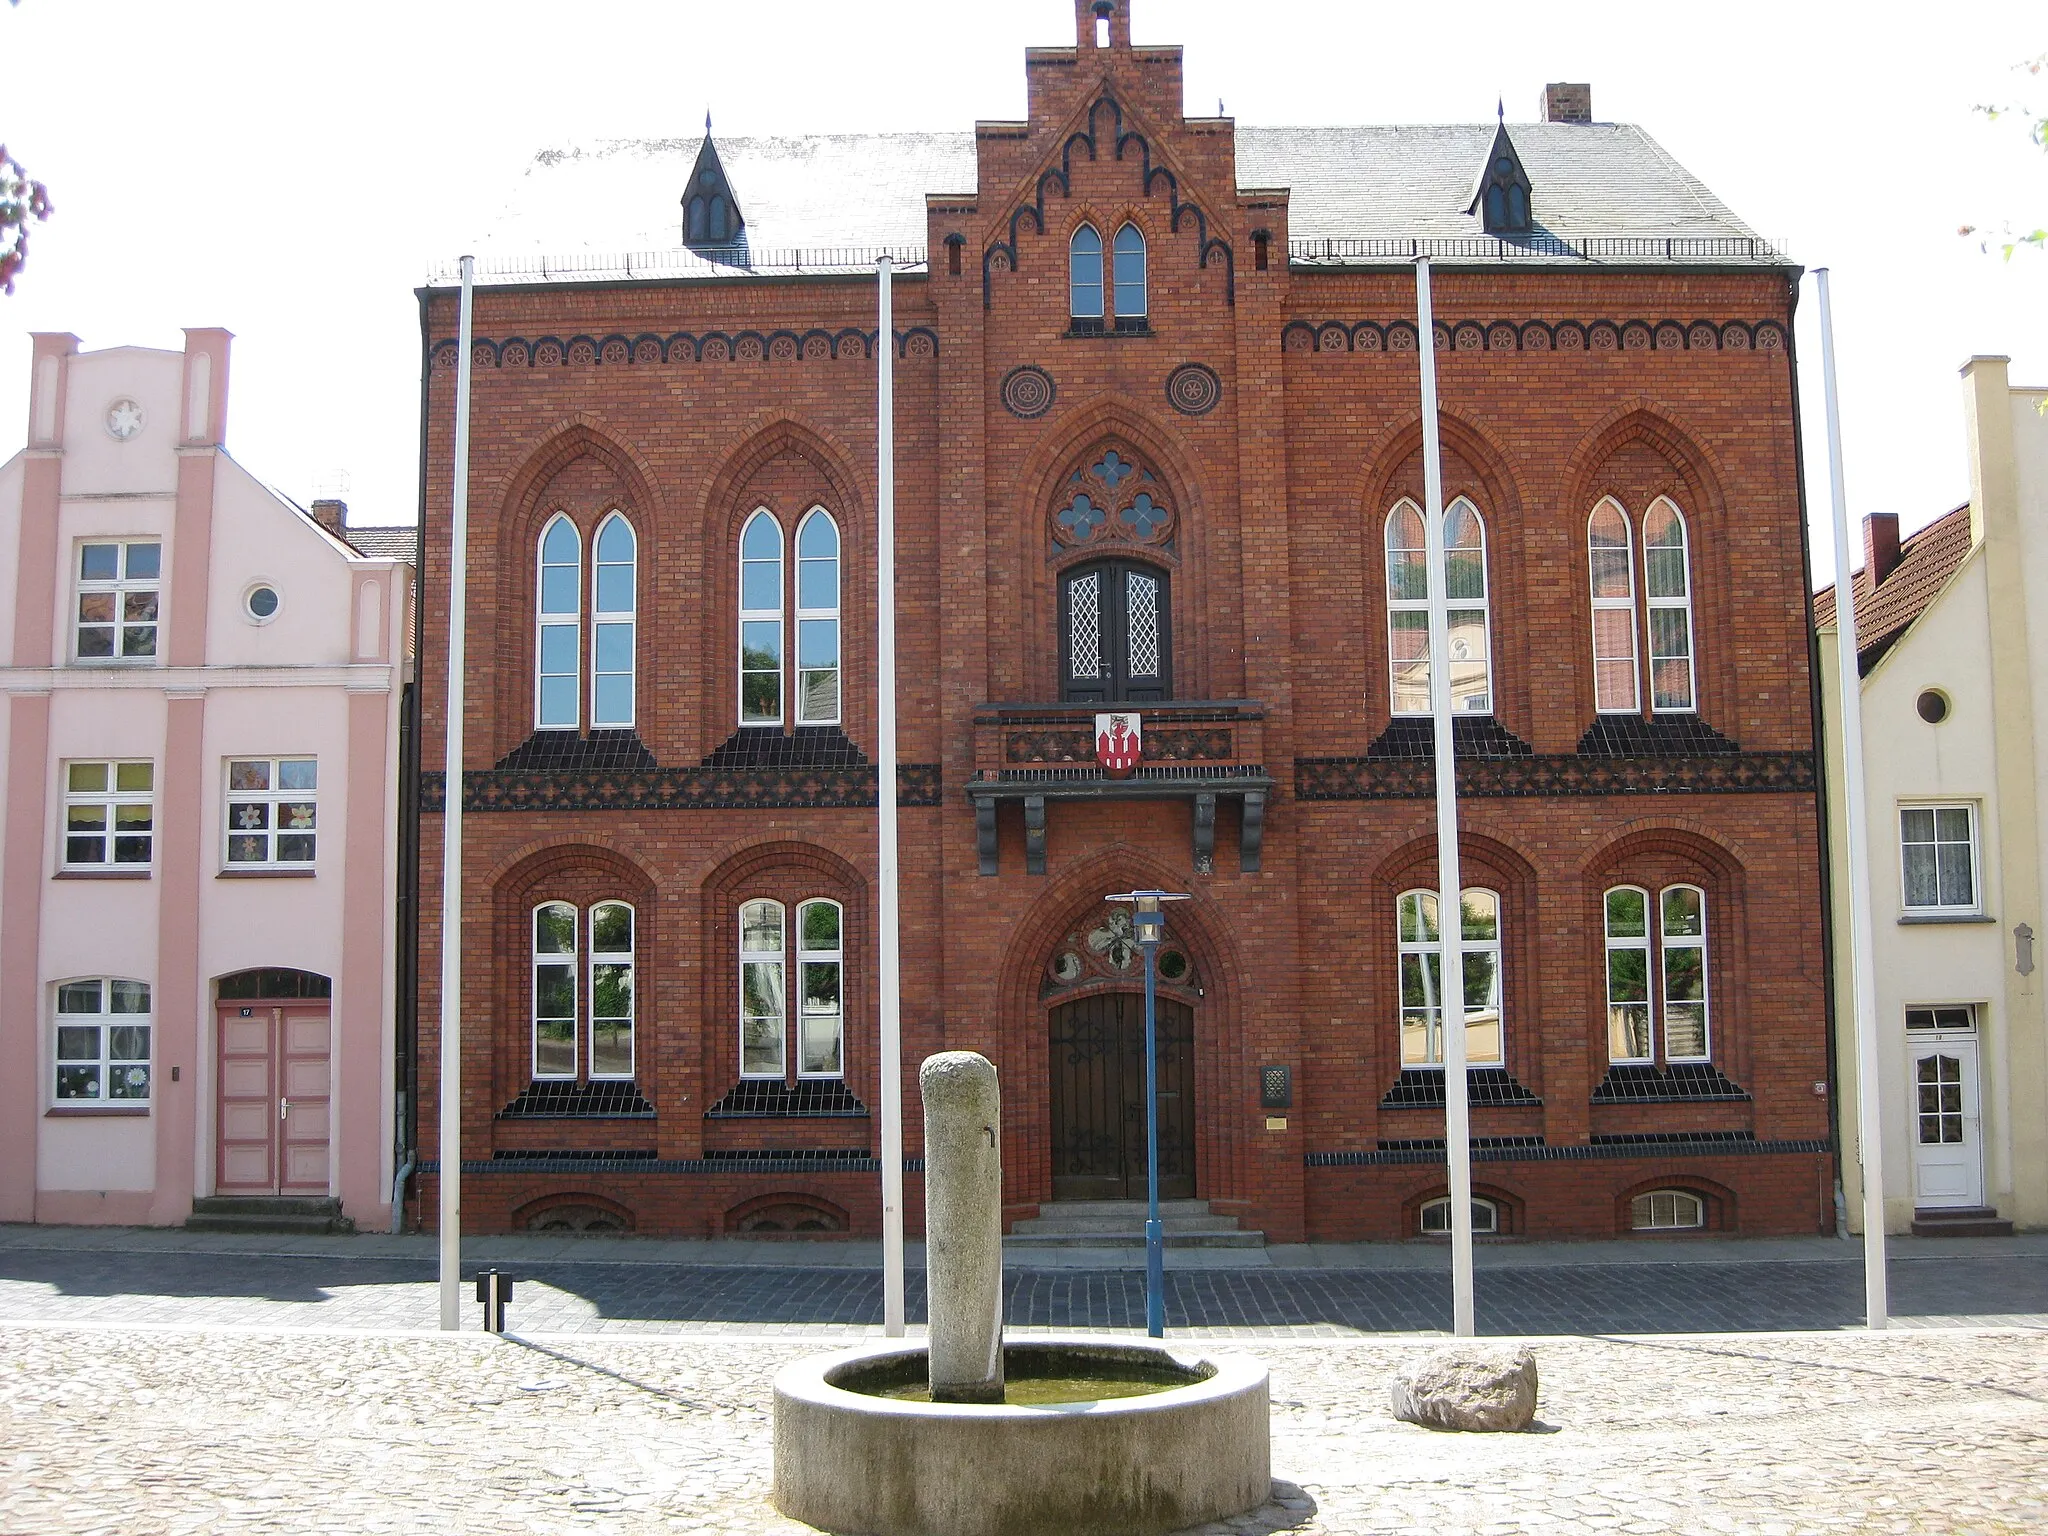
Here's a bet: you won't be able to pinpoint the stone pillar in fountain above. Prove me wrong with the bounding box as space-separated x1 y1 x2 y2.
921 1051 1004 1403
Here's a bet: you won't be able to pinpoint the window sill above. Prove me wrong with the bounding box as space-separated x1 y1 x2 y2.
1065 323 1153 340
45 1105 150 1118
217 868 316 879
1898 912 1996 925
54 868 151 880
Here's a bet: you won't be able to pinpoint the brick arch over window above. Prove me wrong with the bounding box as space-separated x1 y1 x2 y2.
1370 829 1542 1096
1614 1171 1735 1234
1400 1179 1526 1238
696 419 870 758
512 1190 637 1233
1010 399 1214 702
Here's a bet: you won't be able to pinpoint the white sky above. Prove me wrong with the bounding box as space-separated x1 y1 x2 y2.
2 1 2043 591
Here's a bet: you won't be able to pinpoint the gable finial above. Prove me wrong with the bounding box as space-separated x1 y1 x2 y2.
705 109 713 136
1497 97 1505 123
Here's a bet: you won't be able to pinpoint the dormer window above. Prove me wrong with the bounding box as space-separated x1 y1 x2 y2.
1468 119 1533 236
681 119 745 251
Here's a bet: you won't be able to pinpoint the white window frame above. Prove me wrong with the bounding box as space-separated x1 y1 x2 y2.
1396 887 1504 1067
1899 803 1980 915
532 901 578 1080
223 757 319 870
1587 497 1640 713
739 898 787 1078
1905 1003 1979 1034
74 539 162 663
1658 884 1711 1061
590 512 636 729
1603 884 1653 1064
793 507 841 727
1420 1195 1499 1235
1631 1189 1705 1230
1112 221 1147 319
795 897 845 1079
1386 497 1492 717
536 513 582 730
61 759 155 871
1643 497 1697 713
588 899 635 1080
52 978 153 1106
1069 223 1104 319
738 509 784 727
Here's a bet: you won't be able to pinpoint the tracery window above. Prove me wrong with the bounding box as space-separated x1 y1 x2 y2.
1112 222 1147 322
1602 883 1711 1063
1069 224 1104 320
794 509 841 726
1396 888 1504 1066
536 515 581 729
739 510 784 725
591 514 636 728
1386 497 1492 716
738 897 845 1080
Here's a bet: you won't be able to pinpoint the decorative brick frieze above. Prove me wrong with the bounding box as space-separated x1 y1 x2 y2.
419 763 944 813
1294 751 1817 801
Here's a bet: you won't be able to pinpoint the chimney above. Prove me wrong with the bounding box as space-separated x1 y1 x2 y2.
1863 513 1902 586
310 499 349 537
1541 83 1592 124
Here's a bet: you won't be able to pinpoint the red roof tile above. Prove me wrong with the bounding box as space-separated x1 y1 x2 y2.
1814 504 1973 675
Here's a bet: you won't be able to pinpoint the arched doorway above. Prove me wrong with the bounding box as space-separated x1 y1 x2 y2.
1048 993 1196 1200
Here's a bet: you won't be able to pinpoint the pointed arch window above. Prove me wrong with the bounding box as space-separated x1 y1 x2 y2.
1643 498 1696 712
591 513 636 728
1396 888 1504 1066
739 510 784 725
1385 497 1491 716
532 902 578 1079
1112 222 1147 321
536 515 581 729
794 508 841 726
1588 499 1639 713
1070 224 1104 321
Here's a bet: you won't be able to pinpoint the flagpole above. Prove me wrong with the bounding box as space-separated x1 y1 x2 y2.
1815 267 1888 1328
876 256 907 1337
438 255 474 1331
1415 256 1476 1337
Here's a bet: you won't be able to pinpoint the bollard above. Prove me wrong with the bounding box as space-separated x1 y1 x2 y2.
920 1051 1004 1403
475 1268 513 1333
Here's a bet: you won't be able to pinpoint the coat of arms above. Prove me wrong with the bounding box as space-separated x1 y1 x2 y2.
1095 712 1142 777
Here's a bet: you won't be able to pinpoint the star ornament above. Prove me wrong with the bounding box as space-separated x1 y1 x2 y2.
105 399 144 440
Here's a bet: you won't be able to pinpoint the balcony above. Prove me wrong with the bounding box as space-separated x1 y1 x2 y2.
966 701 1273 876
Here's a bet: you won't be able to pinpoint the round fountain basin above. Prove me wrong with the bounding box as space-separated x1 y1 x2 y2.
772 1337 1270 1536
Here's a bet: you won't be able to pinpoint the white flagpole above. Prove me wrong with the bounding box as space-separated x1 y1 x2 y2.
1815 267 1888 1328
438 255 475 1331
1415 257 1476 1337
876 256 907 1336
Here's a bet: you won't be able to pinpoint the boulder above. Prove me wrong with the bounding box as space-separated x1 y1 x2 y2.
1388 1344 1538 1432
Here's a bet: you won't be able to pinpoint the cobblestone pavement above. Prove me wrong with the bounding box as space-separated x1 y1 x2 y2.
2 1323 2044 1534
1 1238 2044 1335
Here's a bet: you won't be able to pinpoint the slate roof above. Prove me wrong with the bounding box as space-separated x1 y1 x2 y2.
1813 504 1974 675
428 120 1778 286
339 524 420 563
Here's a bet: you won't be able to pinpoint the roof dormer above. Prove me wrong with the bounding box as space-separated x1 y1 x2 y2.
682 115 746 251
1467 112 1533 236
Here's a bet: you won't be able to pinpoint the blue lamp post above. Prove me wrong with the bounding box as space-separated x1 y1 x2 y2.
1106 887 1190 1338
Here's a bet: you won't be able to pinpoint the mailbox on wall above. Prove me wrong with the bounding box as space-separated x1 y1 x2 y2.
1259 1065 1292 1110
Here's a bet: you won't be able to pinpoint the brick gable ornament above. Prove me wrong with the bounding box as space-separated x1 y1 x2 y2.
1096 711 1143 777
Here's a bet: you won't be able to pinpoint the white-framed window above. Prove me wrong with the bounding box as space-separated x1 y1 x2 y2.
1631 1189 1705 1230
532 901 578 1079
740 897 787 1077
536 514 581 729
224 758 317 868
1069 223 1104 319
591 512 636 729
1602 883 1712 1063
1900 804 1978 914
1659 885 1710 1060
1603 885 1653 1063
1397 887 1504 1066
63 760 154 869
1112 221 1147 319
794 508 841 726
796 898 844 1078
1386 497 1491 716
1906 1003 1978 1032
53 978 152 1104
1587 498 1639 712
75 540 161 661
588 900 635 1079
1643 497 1696 712
1419 1195 1499 1235
739 510 784 726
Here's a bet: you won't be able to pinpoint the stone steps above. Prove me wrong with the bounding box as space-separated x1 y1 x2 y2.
1005 1199 1264 1250
1910 1205 2014 1238
186 1196 355 1236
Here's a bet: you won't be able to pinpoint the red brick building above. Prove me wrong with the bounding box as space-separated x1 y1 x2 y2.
412 0 1831 1242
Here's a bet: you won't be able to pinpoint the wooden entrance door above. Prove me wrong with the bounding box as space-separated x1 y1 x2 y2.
216 1002 332 1195
1910 1035 1984 1209
1048 993 1195 1201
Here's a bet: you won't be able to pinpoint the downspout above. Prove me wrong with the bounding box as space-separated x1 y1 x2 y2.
392 286 432 1233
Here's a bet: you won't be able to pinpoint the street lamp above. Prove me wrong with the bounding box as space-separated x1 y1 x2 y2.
1105 887 1190 1338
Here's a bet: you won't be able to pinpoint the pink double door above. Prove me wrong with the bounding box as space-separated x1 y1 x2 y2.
216 1002 332 1194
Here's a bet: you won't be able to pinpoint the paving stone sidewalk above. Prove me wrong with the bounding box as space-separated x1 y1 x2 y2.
2 1324 2044 1534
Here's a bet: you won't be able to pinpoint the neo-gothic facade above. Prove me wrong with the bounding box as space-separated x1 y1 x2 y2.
412 0 1830 1242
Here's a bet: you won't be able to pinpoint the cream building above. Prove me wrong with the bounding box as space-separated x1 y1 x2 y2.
1818 355 2048 1235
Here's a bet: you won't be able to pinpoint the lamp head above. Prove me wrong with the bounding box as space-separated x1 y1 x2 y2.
1105 888 1190 946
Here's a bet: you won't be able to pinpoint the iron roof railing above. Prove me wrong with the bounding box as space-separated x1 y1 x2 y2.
1285 234 1789 264
425 245 928 285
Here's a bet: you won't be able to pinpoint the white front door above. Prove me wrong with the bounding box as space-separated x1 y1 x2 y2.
1909 1036 1984 1208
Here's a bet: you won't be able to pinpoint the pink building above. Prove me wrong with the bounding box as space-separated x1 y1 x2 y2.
0 330 412 1231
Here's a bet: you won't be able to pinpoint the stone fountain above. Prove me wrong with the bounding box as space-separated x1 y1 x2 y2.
771 1051 1270 1536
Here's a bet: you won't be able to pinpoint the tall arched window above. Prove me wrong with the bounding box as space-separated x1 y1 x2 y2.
1112 222 1147 320
1385 497 1491 716
1603 885 1653 1062
1069 224 1104 321
739 898 786 1077
1396 887 1504 1066
536 515 581 729
1659 884 1709 1060
1587 499 1639 713
591 513 636 728
796 898 844 1077
532 901 577 1079
1601 882 1711 1063
588 901 635 1079
794 508 841 726
738 510 783 726
1643 498 1696 712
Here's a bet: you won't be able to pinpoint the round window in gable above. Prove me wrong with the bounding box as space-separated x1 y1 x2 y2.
244 584 281 623
1916 689 1950 724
